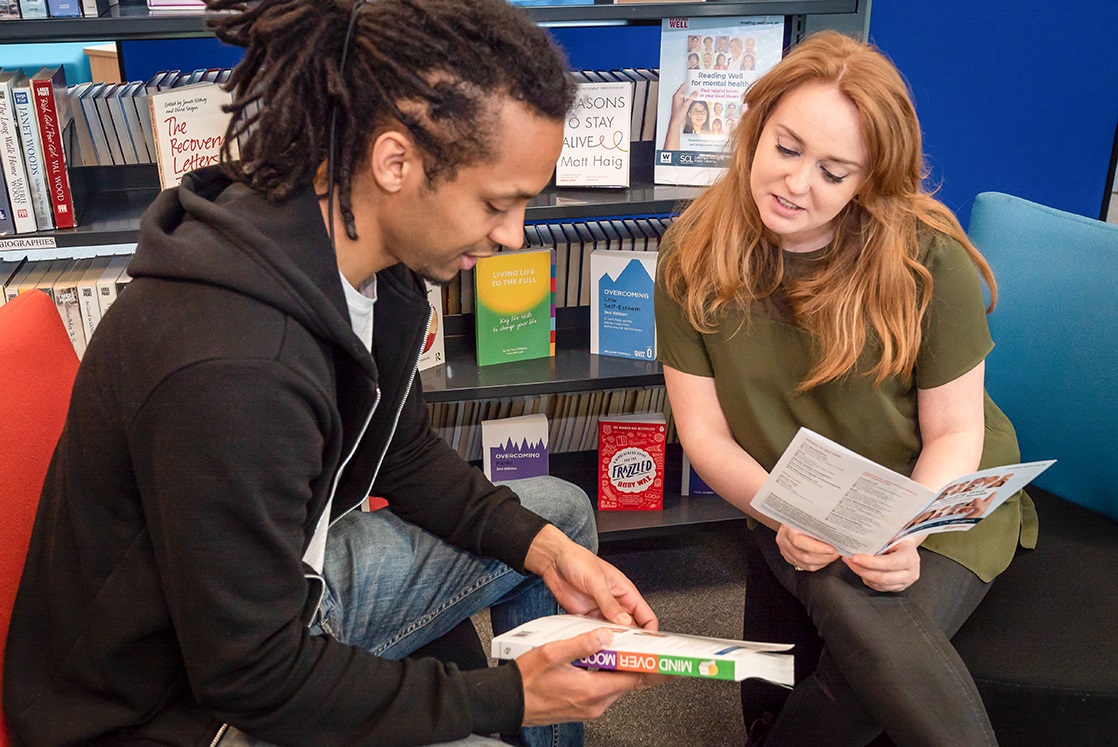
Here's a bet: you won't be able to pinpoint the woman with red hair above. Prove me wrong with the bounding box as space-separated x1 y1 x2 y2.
657 31 1029 745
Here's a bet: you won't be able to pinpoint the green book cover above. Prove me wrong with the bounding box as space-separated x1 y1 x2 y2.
474 249 555 367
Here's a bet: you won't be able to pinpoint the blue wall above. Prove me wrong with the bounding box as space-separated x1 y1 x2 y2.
868 1 1118 225
0 41 97 85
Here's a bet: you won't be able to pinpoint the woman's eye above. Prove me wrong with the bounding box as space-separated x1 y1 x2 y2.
776 144 797 157
821 168 847 184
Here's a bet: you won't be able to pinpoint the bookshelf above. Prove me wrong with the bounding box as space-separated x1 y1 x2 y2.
1 0 861 539
0 1 858 43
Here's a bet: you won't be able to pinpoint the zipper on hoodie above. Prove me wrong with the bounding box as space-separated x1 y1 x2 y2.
332 302 431 527
208 723 228 747
304 385 382 626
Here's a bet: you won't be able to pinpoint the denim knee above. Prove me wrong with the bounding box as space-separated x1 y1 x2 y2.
505 475 598 555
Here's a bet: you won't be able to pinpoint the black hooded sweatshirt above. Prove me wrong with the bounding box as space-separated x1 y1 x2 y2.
4 167 549 746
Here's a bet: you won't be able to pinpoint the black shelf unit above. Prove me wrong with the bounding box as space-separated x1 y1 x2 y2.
1 0 858 43
1 0 858 537
549 450 747 543
0 170 699 257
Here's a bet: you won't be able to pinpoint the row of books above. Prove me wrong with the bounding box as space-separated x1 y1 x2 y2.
474 407 710 513
0 252 134 357
427 385 675 464
0 66 78 235
0 0 116 19
440 215 673 317
67 68 234 170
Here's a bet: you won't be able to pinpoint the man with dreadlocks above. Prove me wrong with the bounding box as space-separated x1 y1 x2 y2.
3 1 662 745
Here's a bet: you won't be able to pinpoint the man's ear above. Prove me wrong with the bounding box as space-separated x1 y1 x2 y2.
368 129 415 194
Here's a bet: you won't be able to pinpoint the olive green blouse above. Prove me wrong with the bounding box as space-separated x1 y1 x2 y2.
655 230 1037 582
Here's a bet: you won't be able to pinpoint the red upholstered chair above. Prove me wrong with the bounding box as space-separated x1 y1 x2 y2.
0 290 80 745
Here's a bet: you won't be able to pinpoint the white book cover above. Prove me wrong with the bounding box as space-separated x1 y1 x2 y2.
0 72 37 234
481 413 549 482
417 280 445 371
752 428 1056 557
491 614 793 685
149 83 236 190
590 249 657 361
654 16 784 186
11 73 53 230
556 80 632 188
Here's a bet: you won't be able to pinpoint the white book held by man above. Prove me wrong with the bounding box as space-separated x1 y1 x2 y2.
491 614 793 685
480 413 549 482
556 81 632 188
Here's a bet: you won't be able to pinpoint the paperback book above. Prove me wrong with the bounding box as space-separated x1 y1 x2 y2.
654 15 784 186
480 413 549 482
589 249 656 361
556 79 631 188
417 280 445 371
491 614 794 685
474 248 555 367
598 413 666 511
752 428 1056 557
30 67 77 229
148 83 236 190
0 71 36 234
681 451 716 496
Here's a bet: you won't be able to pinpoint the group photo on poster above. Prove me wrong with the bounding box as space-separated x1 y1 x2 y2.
654 15 785 186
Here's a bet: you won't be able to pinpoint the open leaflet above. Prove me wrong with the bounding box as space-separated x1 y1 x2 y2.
751 428 1054 557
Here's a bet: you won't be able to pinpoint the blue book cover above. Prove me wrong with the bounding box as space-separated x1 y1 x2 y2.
682 452 716 496
590 249 657 360
46 0 81 16
481 414 549 482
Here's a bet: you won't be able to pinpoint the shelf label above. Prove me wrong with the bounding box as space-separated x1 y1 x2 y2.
0 236 58 251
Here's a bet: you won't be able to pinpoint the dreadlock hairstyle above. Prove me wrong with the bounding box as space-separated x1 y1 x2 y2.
206 0 574 239
660 31 997 391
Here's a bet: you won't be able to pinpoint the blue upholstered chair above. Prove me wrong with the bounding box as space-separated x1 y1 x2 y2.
741 193 1118 746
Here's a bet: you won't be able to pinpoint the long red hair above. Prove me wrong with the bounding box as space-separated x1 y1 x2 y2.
660 31 995 389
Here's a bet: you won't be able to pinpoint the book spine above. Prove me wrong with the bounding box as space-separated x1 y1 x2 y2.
0 169 13 235
0 0 21 19
80 0 107 16
0 82 37 233
31 77 76 229
12 84 53 229
54 272 87 357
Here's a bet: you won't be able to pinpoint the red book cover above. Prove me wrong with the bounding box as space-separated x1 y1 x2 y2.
597 414 666 511
31 67 76 230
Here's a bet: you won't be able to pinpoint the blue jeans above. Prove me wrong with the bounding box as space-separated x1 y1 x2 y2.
223 476 594 747
753 526 997 747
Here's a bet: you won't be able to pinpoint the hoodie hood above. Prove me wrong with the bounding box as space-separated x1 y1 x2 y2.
129 166 373 372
